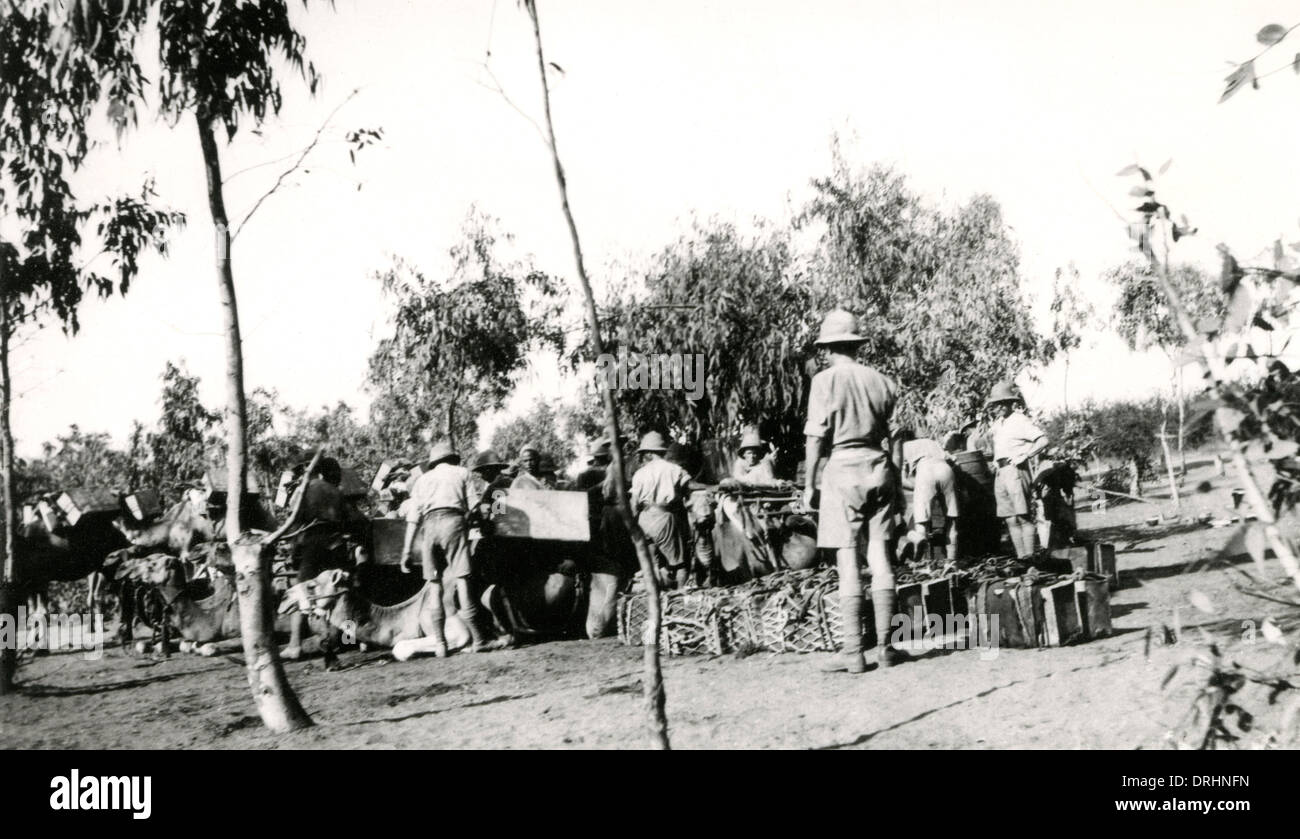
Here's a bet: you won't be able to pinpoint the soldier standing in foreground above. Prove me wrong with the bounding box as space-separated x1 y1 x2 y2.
803 310 906 673
401 440 510 654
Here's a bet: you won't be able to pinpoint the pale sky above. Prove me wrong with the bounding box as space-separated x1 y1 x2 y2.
11 0 1300 457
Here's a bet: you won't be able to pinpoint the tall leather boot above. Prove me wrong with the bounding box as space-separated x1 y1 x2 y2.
873 588 907 668
457 577 512 652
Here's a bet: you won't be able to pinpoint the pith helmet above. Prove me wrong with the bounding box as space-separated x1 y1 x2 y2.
814 309 867 346
738 428 766 454
428 440 460 467
637 431 670 454
985 381 1023 409
470 450 507 472
587 440 612 461
519 441 541 456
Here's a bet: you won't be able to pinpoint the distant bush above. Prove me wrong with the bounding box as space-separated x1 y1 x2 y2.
1043 397 1214 494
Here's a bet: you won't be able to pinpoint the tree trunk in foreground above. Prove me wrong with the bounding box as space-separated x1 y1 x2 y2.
525 0 669 749
197 114 310 731
0 293 16 694
232 536 312 732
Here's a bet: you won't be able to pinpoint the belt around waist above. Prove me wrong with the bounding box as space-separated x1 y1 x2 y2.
830 442 885 454
426 507 466 517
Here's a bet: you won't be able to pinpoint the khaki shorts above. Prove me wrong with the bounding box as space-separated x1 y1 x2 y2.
638 505 690 568
418 509 472 581
994 463 1033 518
817 448 897 549
914 461 959 525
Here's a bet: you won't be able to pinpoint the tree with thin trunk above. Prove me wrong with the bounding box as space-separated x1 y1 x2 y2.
1107 259 1224 481
1048 263 1093 417
60 0 327 730
1 0 183 693
1118 154 1300 595
368 212 565 456
521 0 669 748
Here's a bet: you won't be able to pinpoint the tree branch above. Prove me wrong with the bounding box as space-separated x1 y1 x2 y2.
1142 218 1300 595
231 88 360 242
472 63 550 147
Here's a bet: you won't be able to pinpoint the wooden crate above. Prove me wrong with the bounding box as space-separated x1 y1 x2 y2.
1075 577 1113 639
274 470 295 509
368 517 409 566
1040 579 1086 646
1038 576 1113 646
491 489 590 542
1049 542 1120 590
123 489 162 522
897 576 961 647
966 578 1046 648
56 488 120 527
372 460 397 492
36 500 60 530
204 466 263 495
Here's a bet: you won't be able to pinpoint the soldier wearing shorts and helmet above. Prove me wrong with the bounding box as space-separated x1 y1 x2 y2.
803 309 906 673
630 432 695 591
985 381 1049 558
401 440 511 654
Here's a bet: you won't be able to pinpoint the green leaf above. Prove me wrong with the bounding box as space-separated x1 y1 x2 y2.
1257 24 1288 46
1116 164 1141 177
1158 159 1172 175
1129 185 1153 197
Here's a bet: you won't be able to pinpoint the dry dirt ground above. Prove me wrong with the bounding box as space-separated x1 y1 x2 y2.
4 459 1299 750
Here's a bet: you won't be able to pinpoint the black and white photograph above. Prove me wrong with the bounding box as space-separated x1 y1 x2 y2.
0 0 1297 781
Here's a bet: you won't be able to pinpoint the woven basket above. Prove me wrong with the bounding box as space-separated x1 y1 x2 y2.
617 567 845 657
759 590 835 653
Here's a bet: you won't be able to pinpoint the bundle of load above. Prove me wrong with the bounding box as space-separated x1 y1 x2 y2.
711 485 818 585
618 541 1119 656
618 568 846 656
366 460 425 517
274 462 370 512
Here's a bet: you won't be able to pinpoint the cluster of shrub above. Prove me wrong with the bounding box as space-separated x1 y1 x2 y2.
1039 397 1217 499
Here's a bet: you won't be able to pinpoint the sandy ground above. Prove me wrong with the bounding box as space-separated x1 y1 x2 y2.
4 460 1299 750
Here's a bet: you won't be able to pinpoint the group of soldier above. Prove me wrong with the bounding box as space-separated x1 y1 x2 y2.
285 307 1053 672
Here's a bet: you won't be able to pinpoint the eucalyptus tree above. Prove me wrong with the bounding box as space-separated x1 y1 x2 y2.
0 0 182 692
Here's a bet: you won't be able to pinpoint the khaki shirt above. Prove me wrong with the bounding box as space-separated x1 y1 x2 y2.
990 412 1045 465
803 359 898 449
406 463 475 523
630 458 692 511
